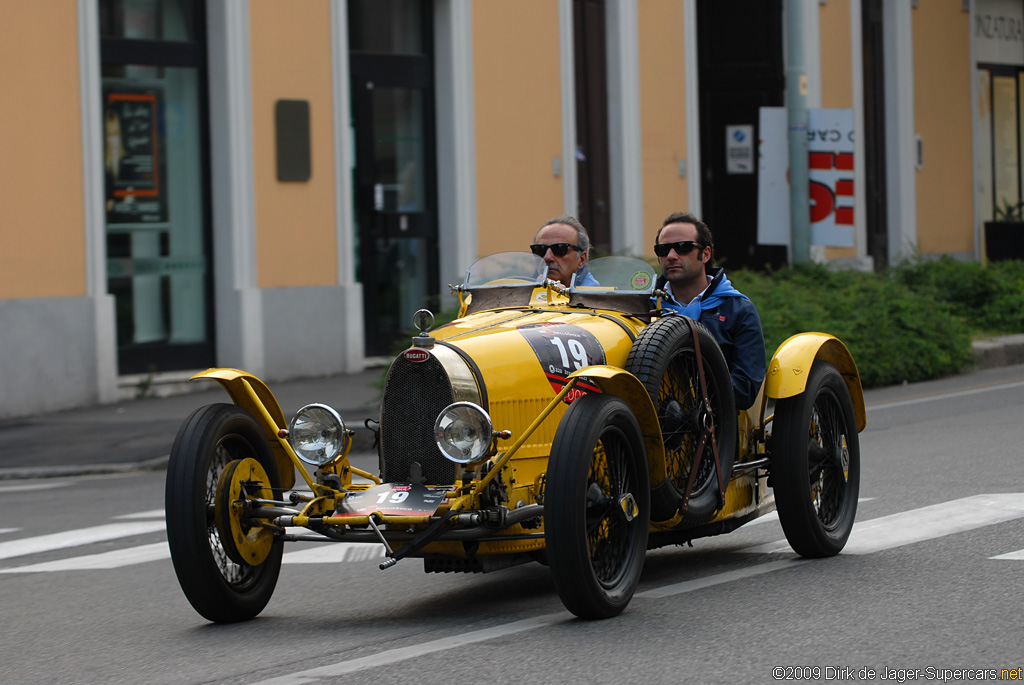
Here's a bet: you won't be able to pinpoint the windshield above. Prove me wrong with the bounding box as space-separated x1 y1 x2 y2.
572 256 657 294
463 252 547 288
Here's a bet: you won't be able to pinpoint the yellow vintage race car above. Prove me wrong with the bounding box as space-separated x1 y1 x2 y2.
165 252 866 623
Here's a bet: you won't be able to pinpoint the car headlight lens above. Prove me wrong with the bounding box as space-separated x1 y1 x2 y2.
434 402 493 464
288 404 346 466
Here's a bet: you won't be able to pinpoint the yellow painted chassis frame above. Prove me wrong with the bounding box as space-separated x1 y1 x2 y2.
193 326 865 561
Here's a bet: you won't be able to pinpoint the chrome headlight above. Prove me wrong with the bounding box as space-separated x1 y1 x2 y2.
434 402 493 464
288 404 346 466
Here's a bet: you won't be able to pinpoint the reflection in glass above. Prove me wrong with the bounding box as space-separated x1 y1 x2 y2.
375 238 431 344
348 0 424 54
993 75 1019 214
103 66 207 348
373 88 426 212
99 0 196 42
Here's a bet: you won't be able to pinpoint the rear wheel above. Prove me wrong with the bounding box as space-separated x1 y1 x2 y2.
165 404 283 622
771 362 860 557
546 393 650 619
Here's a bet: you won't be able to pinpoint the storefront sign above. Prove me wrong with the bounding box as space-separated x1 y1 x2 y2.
757 108 855 248
976 0 1024 66
103 88 167 224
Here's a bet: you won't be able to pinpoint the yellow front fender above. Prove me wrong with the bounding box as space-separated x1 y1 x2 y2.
764 333 866 432
567 366 667 488
190 368 297 490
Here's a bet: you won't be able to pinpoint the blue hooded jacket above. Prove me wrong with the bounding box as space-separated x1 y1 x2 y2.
655 267 766 410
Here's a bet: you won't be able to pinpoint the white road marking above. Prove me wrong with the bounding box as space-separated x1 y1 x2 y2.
0 528 20 535
252 559 805 685
0 542 169 573
0 521 165 561
741 493 1024 555
990 549 1024 560
252 493 1024 683
113 509 165 520
866 379 1024 411
0 482 72 494
743 498 874 527
284 542 384 564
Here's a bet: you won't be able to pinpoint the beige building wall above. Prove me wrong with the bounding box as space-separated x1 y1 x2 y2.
250 0 338 288
820 0 853 110
473 0 564 255
819 0 857 261
0 1 87 299
913 3 974 254
638 0 689 254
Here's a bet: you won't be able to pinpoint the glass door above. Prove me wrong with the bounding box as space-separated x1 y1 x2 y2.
99 0 213 374
349 0 438 357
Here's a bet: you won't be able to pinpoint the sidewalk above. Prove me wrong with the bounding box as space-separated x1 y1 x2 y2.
0 367 384 480
1 335 1022 480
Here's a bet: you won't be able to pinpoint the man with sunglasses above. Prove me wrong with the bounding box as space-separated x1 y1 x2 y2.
654 212 766 410
531 215 598 287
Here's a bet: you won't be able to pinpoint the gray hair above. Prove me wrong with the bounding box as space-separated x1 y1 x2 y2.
537 215 591 256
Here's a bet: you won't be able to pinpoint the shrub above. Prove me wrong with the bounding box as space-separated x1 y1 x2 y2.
894 257 1024 334
731 264 973 388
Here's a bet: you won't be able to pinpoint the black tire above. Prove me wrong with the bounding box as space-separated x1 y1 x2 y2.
771 362 860 557
165 404 283 623
625 316 737 523
546 393 650 619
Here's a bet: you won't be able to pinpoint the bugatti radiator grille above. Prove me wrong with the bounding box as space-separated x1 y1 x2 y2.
379 354 457 484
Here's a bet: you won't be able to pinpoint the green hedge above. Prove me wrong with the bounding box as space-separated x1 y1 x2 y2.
729 260 1024 388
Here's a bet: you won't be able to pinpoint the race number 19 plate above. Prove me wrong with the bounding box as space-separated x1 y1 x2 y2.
334 483 448 517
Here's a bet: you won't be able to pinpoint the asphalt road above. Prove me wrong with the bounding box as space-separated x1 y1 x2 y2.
1 365 1022 684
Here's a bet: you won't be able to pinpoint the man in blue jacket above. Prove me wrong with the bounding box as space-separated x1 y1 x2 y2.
653 212 766 410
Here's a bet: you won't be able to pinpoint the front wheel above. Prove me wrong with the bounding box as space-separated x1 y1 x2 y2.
546 393 650 619
165 404 283 622
771 362 860 557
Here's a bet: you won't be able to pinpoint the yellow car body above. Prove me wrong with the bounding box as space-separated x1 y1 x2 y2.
166 253 866 622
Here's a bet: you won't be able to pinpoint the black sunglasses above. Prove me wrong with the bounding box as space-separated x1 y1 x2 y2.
654 240 703 257
530 243 582 258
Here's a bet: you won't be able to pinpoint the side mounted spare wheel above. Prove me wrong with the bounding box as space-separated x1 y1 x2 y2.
625 315 737 524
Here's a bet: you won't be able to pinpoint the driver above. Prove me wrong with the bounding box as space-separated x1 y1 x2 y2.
531 215 598 287
654 212 766 410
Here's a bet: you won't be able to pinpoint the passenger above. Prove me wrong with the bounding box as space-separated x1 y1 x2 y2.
531 215 599 287
653 212 766 410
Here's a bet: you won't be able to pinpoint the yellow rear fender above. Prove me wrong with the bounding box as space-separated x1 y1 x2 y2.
190 368 296 490
566 366 667 488
764 333 866 432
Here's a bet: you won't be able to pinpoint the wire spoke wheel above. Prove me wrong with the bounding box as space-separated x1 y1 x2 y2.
659 348 718 499
547 394 649 618
166 404 284 622
772 362 860 557
625 316 736 523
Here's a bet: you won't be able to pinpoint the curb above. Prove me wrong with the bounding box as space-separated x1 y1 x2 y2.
0 456 169 481
969 334 1024 370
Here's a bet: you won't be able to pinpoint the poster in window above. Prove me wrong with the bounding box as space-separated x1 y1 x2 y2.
103 87 167 224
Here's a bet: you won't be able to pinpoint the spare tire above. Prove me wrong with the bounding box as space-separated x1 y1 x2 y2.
625 315 737 524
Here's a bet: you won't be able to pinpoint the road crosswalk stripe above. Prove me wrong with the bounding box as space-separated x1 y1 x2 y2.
113 509 165 520
3 495 1023 573
0 542 169 573
740 493 1024 555
0 521 166 561
284 542 385 564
